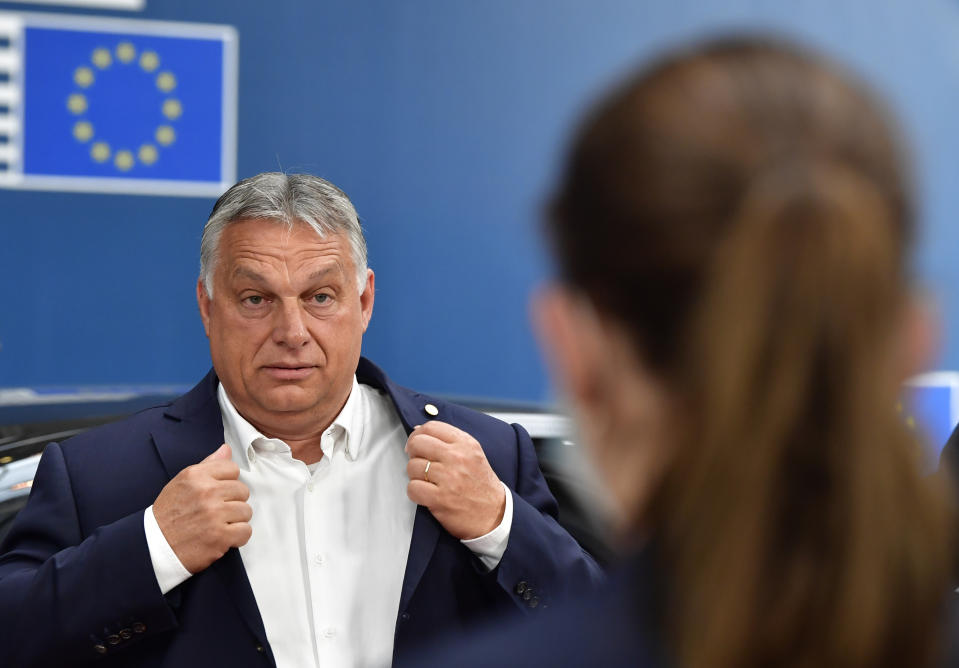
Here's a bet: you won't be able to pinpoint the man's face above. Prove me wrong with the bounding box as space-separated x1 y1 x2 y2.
197 219 374 437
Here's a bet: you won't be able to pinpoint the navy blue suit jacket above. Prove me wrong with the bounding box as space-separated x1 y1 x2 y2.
0 358 602 667
402 548 667 668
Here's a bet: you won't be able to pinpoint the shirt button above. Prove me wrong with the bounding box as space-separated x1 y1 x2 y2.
307 482 315 492
323 627 336 639
247 446 256 463
313 554 325 566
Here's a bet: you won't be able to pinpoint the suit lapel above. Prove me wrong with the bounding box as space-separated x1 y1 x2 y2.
400 507 443 611
150 369 223 478
154 360 441 639
356 358 443 612
210 548 274 663
150 369 272 655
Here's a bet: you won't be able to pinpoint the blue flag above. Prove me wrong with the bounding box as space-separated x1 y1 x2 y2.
1 12 236 196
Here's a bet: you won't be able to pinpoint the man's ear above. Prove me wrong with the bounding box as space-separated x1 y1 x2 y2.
197 278 212 337
532 285 608 412
360 269 375 332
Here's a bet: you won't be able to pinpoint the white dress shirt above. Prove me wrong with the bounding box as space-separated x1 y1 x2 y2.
143 377 513 668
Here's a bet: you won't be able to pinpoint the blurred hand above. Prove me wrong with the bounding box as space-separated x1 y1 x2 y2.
405 421 506 540
152 443 252 574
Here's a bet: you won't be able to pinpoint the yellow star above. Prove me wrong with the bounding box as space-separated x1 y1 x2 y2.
162 98 182 120
156 71 176 93
91 142 110 163
74 66 94 88
116 42 136 64
139 50 159 72
67 93 87 115
92 47 112 69
155 125 176 146
114 150 134 171
138 144 158 165
73 121 94 142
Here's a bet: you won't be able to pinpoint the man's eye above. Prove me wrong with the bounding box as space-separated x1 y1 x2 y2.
245 295 264 305
313 294 331 305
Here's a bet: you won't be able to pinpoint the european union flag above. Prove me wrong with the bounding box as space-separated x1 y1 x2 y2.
0 12 236 196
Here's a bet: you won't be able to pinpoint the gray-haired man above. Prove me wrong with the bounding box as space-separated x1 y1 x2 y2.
0 172 602 667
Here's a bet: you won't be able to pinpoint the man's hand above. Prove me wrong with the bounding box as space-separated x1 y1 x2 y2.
152 443 252 574
405 421 506 540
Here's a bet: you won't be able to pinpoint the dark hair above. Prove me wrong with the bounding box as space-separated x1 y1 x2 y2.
549 38 953 668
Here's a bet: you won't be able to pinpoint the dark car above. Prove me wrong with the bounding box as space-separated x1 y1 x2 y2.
0 386 613 564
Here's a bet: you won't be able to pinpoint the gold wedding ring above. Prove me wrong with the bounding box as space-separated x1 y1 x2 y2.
424 460 432 483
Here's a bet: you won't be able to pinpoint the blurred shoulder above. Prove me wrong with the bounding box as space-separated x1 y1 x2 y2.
401 551 667 668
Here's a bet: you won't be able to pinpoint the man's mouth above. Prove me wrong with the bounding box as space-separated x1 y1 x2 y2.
262 365 317 380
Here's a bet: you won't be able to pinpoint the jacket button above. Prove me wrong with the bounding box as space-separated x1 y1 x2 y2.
93 643 107 654
106 634 121 645
400 612 410 621
132 622 146 634
255 644 265 653
514 581 528 595
119 628 132 640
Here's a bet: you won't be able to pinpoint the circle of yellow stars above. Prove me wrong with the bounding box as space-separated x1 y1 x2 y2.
66 42 181 172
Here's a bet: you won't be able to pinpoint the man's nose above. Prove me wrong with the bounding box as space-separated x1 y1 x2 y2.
272 300 310 348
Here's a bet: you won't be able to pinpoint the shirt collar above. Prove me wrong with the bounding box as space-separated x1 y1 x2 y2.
216 376 363 469
331 375 362 461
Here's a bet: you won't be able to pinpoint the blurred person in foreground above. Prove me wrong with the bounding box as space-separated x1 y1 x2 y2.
407 37 956 668
0 172 602 667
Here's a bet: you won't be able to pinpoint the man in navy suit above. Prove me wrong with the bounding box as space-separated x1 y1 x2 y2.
0 172 602 667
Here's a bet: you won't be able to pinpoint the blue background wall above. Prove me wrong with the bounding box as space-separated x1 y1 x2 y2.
3 0 959 401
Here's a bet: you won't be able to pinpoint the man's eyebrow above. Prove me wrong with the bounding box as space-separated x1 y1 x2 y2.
232 266 339 283
307 266 337 281
232 267 267 283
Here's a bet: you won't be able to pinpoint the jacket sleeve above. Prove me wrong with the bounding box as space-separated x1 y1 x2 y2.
492 423 605 612
0 442 179 667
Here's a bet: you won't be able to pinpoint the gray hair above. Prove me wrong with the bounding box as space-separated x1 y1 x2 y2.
200 172 368 297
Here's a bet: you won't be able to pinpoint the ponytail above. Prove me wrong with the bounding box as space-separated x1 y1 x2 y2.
654 160 955 668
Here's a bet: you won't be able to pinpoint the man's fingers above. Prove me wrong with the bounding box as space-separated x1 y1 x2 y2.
407 479 439 507
197 445 239 480
406 433 452 462
218 480 250 503
222 500 253 523
411 420 469 443
225 522 253 548
406 457 439 483
200 459 241 481
202 443 232 463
